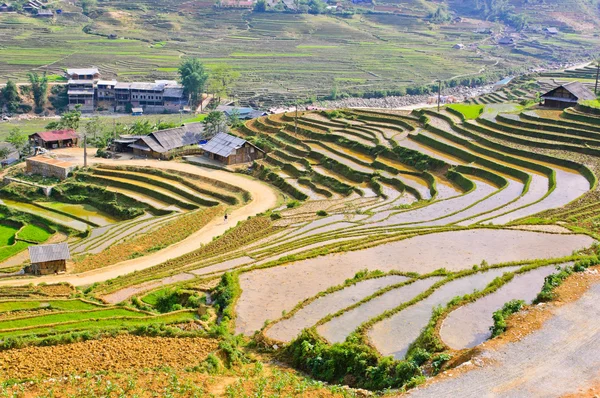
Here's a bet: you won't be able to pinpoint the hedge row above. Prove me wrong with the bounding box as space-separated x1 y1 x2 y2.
92 169 219 208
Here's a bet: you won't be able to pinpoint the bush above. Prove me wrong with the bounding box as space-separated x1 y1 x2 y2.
490 299 525 337
316 210 328 217
270 212 282 220
286 200 300 208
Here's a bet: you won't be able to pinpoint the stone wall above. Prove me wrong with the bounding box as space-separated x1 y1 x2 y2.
25 157 76 180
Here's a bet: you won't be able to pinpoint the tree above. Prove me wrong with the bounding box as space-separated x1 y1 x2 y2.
80 0 97 14
0 146 11 160
46 105 82 131
27 72 49 113
84 116 104 146
2 80 20 104
178 58 209 109
209 63 241 102
6 128 28 154
227 108 243 128
254 0 267 12
204 111 228 138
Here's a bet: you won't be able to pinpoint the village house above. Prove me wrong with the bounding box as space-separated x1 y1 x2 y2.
66 68 99 111
498 37 515 45
65 68 188 113
36 9 53 17
22 0 42 13
27 243 70 275
540 81 596 109
29 130 78 150
128 123 204 159
25 156 76 180
0 3 12 12
202 132 264 165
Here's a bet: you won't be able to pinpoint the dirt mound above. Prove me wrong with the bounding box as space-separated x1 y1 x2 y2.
0 335 218 379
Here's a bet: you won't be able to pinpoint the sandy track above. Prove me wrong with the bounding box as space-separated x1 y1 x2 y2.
407 282 600 397
0 149 278 287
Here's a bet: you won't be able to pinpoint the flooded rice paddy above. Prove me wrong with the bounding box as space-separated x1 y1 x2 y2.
440 264 564 350
235 229 593 335
38 202 119 226
266 275 409 343
368 266 521 359
317 277 443 344
1 200 89 232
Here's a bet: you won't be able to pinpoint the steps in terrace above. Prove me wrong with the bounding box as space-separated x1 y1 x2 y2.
89 174 197 210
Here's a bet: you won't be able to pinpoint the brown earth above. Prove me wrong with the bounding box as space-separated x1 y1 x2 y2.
0 335 218 379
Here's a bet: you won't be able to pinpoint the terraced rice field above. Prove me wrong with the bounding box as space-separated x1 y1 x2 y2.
3 100 600 395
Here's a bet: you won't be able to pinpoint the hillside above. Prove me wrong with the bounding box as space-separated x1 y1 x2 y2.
0 0 598 107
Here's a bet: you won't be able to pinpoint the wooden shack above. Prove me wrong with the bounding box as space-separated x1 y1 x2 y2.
541 81 596 109
202 132 264 165
28 243 70 275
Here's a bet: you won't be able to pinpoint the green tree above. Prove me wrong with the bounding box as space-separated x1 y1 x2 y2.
209 63 241 102
27 72 49 113
80 0 97 13
204 111 228 138
0 146 11 160
2 80 20 104
84 116 104 146
227 108 242 128
178 58 209 109
46 105 82 131
254 0 267 12
6 128 28 154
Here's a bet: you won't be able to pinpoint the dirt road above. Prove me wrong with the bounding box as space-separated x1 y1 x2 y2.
406 281 600 397
0 149 278 287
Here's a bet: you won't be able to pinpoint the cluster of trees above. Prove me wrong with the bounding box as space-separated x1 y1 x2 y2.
203 109 243 138
0 72 51 116
178 59 240 109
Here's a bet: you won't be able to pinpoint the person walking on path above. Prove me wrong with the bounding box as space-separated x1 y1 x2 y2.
224 213 228 223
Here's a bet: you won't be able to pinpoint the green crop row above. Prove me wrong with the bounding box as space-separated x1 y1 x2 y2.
79 173 198 211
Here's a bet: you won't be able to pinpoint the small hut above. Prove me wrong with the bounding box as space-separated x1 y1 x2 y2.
540 82 596 109
202 132 264 165
28 243 70 275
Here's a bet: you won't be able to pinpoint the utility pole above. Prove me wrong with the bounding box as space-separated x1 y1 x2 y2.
595 60 600 95
437 80 442 112
295 99 298 135
83 133 87 168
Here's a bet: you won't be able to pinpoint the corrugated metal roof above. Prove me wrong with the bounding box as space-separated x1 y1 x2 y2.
202 132 246 157
31 130 78 142
29 243 70 263
150 123 204 152
66 68 99 76
163 87 185 98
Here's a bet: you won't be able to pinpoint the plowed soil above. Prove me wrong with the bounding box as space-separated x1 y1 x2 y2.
0 335 218 379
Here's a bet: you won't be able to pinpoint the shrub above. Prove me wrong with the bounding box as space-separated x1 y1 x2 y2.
270 212 282 220
286 200 300 209
490 299 525 337
316 210 328 217
431 353 452 374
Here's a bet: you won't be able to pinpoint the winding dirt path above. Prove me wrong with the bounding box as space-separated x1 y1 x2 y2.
406 280 600 397
0 149 278 287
